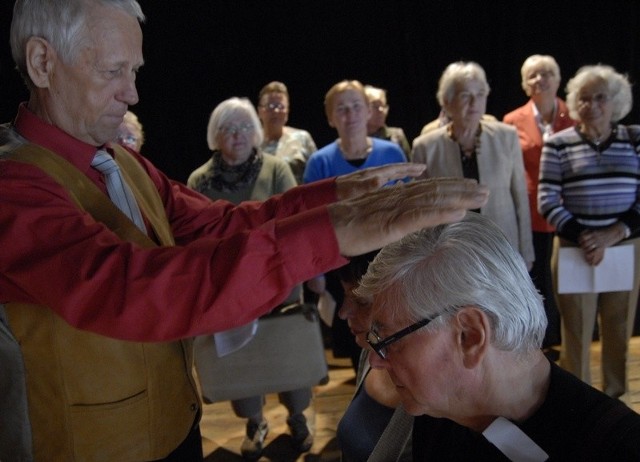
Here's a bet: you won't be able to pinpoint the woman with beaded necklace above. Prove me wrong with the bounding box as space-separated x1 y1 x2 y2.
412 61 534 268
187 97 314 460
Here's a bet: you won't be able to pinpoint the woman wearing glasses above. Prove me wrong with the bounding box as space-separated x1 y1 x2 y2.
257 81 317 184
538 64 640 402
115 110 146 152
188 97 297 204
187 97 314 459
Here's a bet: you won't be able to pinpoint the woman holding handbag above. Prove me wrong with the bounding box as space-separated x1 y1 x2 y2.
188 97 313 460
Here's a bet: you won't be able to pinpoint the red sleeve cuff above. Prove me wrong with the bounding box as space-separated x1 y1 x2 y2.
295 177 339 209
276 205 348 283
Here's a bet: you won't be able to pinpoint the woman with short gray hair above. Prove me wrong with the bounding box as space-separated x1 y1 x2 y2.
188 97 314 460
413 61 534 268
539 64 640 401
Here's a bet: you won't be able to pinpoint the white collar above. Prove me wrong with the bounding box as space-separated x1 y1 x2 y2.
482 416 549 461
532 100 558 141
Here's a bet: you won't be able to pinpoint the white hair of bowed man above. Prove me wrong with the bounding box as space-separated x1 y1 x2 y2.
10 0 145 89
356 212 547 357
206 97 264 151
565 64 633 123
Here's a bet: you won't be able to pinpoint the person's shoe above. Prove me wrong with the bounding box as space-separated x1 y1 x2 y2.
240 419 268 460
287 413 313 453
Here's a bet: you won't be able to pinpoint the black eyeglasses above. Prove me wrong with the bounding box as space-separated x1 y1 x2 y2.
367 317 436 359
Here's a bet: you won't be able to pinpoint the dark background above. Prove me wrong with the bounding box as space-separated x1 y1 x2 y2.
1 0 640 184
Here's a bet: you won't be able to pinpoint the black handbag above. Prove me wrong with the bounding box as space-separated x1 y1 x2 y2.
194 304 329 403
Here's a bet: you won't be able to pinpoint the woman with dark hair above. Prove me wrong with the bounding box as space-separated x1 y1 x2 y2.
257 81 317 184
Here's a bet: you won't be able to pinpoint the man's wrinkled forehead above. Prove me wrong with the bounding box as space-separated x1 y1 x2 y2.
369 292 401 330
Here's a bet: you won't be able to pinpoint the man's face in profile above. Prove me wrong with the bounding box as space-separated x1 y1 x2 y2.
39 4 143 146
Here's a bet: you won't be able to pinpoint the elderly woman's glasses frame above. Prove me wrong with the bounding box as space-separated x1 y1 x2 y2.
367 317 434 359
578 93 610 106
219 123 254 137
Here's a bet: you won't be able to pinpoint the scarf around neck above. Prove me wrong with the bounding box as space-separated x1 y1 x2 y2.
197 148 263 193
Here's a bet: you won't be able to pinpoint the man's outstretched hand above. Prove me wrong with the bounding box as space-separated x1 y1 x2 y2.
329 177 489 256
335 163 427 201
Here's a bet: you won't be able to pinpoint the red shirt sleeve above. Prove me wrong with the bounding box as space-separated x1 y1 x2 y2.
0 157 347 341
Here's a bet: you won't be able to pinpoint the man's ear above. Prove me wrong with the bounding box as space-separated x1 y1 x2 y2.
455 306 490 369
25 37 56 88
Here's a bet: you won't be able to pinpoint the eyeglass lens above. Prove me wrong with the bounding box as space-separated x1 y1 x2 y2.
220 123 253 136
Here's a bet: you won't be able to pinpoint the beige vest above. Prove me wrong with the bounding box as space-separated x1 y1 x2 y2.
4 144 200 461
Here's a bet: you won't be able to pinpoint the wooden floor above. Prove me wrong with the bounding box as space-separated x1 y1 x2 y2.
200 337 640 462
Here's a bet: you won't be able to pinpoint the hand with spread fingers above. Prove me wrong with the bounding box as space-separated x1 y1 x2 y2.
328 177 489 256
335 162 426 201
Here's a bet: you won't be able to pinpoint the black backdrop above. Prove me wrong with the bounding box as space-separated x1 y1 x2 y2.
1 0 640 183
